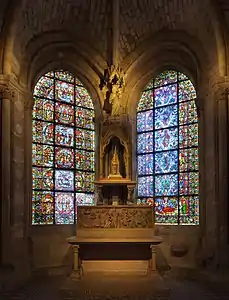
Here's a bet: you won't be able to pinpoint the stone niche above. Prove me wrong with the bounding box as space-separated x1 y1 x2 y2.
97 120 135 205
100 122 131 179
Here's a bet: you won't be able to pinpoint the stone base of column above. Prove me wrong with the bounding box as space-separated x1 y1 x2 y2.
70 270 81 280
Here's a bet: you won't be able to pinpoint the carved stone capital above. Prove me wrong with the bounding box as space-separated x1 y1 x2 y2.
209 76 229 102
0 84 15 100
72 245 80 254
214 87 229 103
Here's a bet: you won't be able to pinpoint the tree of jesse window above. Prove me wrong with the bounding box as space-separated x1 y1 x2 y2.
136 70 199 225
32 70 95 225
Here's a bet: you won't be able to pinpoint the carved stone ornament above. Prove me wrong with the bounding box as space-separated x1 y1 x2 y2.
99 65 125 116
211 78 229 103
77 206 153 229
0 85 15 100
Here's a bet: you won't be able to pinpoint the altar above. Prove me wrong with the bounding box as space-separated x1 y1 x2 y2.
67 205 162 278
67 105 163 279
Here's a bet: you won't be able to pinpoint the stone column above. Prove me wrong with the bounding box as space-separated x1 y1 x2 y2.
198 80 220 269
0 84 14 264
214 85 229 268
150 245 157 272
94 184 103 205
70 245 80 279
127 184 135 204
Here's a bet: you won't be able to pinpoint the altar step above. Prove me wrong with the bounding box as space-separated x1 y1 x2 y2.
81 260 150 275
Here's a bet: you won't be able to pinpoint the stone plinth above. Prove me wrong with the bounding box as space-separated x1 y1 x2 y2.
94 179 136 205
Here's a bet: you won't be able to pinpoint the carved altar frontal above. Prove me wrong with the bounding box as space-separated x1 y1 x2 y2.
77 205 154 229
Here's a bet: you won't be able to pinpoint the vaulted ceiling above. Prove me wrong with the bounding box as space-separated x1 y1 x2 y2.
0 0 228 76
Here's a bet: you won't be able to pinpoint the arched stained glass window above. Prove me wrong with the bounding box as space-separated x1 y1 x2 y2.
32 70 95 225
136 70 199 225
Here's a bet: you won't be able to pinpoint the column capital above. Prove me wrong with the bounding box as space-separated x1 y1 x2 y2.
72 245 80 252
0 75 33 108
214 86 229 102
209 76 229 102
0 84 15 100
150 244 156 252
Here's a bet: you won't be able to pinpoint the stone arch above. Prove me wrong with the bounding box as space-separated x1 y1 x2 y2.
15 34 105 119
124 31 207 117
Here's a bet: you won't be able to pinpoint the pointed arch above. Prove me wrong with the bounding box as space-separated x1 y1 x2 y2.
32 70 95 225
136 70 199 225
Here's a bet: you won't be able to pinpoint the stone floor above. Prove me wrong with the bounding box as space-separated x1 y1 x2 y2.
1 270 229 300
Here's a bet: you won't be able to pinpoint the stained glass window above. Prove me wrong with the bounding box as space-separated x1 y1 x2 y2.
136 70 199 225
32 70 95 225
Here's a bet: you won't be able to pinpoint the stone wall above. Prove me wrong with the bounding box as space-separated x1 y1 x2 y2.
30 225 74 270
156 226 200 270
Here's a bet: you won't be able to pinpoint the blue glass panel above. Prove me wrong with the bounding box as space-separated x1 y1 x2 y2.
137 132 154 154
55 170 74 191
137 154 154 175
137 110 154 133
155 128 178 151
138 176 154 196
155 104 178 129
154 84 177 107
155 174 178 196
155 197 178 224
155 150 178 174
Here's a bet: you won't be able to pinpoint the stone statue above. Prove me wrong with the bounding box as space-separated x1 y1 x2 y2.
99 65 125 116
108 147 122 179
109 84 123 116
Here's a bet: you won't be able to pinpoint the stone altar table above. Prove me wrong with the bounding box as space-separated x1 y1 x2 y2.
67 205 163 279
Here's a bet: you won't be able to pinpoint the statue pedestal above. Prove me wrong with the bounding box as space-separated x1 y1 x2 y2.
94 178 136 205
